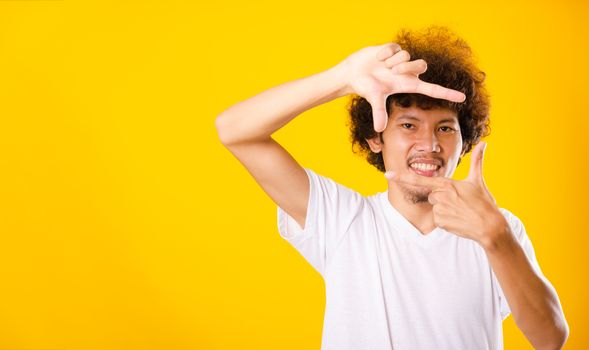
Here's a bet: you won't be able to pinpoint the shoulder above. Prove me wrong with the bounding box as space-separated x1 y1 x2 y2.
303 167 374 217
304 168 364 199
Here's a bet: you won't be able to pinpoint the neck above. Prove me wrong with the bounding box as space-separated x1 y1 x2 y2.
387 185 437 235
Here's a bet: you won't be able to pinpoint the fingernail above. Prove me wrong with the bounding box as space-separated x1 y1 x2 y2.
384 170 395 179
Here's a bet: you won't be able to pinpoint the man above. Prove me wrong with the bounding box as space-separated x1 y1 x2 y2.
215 26 568 349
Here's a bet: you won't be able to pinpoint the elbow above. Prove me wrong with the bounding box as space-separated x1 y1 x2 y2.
215 113 269 146
554 321 570 350
538 320 570 350
215 113 235 146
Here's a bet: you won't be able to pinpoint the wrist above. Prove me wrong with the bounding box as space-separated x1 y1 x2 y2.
480 214 516 253
325 63 353 97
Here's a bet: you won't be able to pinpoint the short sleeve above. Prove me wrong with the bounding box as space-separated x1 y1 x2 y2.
277 168 363 278
493 208 545 320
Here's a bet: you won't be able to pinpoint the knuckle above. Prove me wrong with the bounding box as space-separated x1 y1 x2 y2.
384 56 396 68
418 82 433 95
396 62 409 73
390 42 402 52
443 181 454 189
433 84 445 95
398 50 410 61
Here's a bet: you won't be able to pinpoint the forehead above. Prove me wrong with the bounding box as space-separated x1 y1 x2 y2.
391 105 458 123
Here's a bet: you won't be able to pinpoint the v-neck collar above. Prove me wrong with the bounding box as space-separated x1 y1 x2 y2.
378 191 447 247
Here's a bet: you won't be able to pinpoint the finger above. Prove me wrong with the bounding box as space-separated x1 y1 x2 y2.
384 50 411 69
428 190 447 205
466 141 487 184
413 80 466 103
432 206 449 229
466 142 495 203
428 185 456 206
367 94 388 132
384 169 452 189
391 59 427 76
376 43 402 61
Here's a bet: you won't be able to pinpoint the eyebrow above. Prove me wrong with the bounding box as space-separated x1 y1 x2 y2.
396 114 457 124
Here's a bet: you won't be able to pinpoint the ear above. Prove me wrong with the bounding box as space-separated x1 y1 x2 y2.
365 134 383 153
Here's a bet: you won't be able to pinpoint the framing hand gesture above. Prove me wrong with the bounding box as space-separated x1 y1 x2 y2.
338 43 467 132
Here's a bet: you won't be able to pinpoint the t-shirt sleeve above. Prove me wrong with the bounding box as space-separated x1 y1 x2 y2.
493 208 545 321
276 168 364 278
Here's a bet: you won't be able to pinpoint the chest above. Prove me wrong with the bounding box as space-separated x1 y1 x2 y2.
327 224 497 319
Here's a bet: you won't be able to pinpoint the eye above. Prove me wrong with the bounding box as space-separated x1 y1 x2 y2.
439 126 455 133
401 123 414 129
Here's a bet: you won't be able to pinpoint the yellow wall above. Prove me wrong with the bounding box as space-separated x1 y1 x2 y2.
0 0 586 348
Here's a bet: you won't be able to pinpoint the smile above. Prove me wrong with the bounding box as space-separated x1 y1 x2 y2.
409 162 441 177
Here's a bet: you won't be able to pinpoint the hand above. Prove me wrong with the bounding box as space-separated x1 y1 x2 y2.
335 43 467 132
384 142 509 247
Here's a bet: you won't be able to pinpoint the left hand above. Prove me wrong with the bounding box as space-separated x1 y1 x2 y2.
384 142 509 247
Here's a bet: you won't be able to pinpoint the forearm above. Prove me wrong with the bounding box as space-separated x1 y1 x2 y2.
215 65 350 145
483 227 569 349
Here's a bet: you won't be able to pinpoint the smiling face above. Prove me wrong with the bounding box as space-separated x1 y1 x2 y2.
366 102 464 204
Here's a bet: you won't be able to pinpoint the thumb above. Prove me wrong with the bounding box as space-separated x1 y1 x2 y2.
368 94 388 132
467 141 487 184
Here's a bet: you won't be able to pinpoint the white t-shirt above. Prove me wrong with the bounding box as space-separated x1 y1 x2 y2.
277 168 544 350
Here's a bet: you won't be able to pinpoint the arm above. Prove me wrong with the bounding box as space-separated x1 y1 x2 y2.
215 43 466 228
215 65 351 228
483 228 569 350
387 143 569 349
216 66 351 146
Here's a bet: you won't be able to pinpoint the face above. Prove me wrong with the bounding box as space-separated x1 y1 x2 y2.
366 103 464 204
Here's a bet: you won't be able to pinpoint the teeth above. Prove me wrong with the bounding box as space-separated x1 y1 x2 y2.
410 163 439 171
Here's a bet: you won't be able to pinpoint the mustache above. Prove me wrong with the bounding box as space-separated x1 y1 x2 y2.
406 155 445 166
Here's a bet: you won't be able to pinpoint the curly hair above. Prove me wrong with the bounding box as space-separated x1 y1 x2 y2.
347 25 491 173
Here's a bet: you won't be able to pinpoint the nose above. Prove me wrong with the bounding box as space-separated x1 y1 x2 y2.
414 127 441 153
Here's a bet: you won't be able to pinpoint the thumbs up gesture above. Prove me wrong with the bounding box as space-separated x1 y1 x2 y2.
384 142 509 248
336 43 467 132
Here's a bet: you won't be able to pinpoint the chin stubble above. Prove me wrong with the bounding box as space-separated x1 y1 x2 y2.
401 185 431 204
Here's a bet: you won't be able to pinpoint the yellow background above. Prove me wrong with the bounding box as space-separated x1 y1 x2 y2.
0 0 587 349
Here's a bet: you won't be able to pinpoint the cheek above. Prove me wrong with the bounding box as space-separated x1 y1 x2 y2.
444 133 463 156
382 135 411 169
442 137 463 173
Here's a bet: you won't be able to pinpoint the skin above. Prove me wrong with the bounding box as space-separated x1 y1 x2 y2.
361 44 568 349
379 135 568 349
217 42 568 349
339 43 466 132
366 103 467 235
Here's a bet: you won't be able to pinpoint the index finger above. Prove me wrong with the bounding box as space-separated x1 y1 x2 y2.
376 43 402 61
414 80 466 103
367 94 388 132
384 170 452 189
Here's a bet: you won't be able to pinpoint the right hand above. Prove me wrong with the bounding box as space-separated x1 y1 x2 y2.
334 43 467 132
